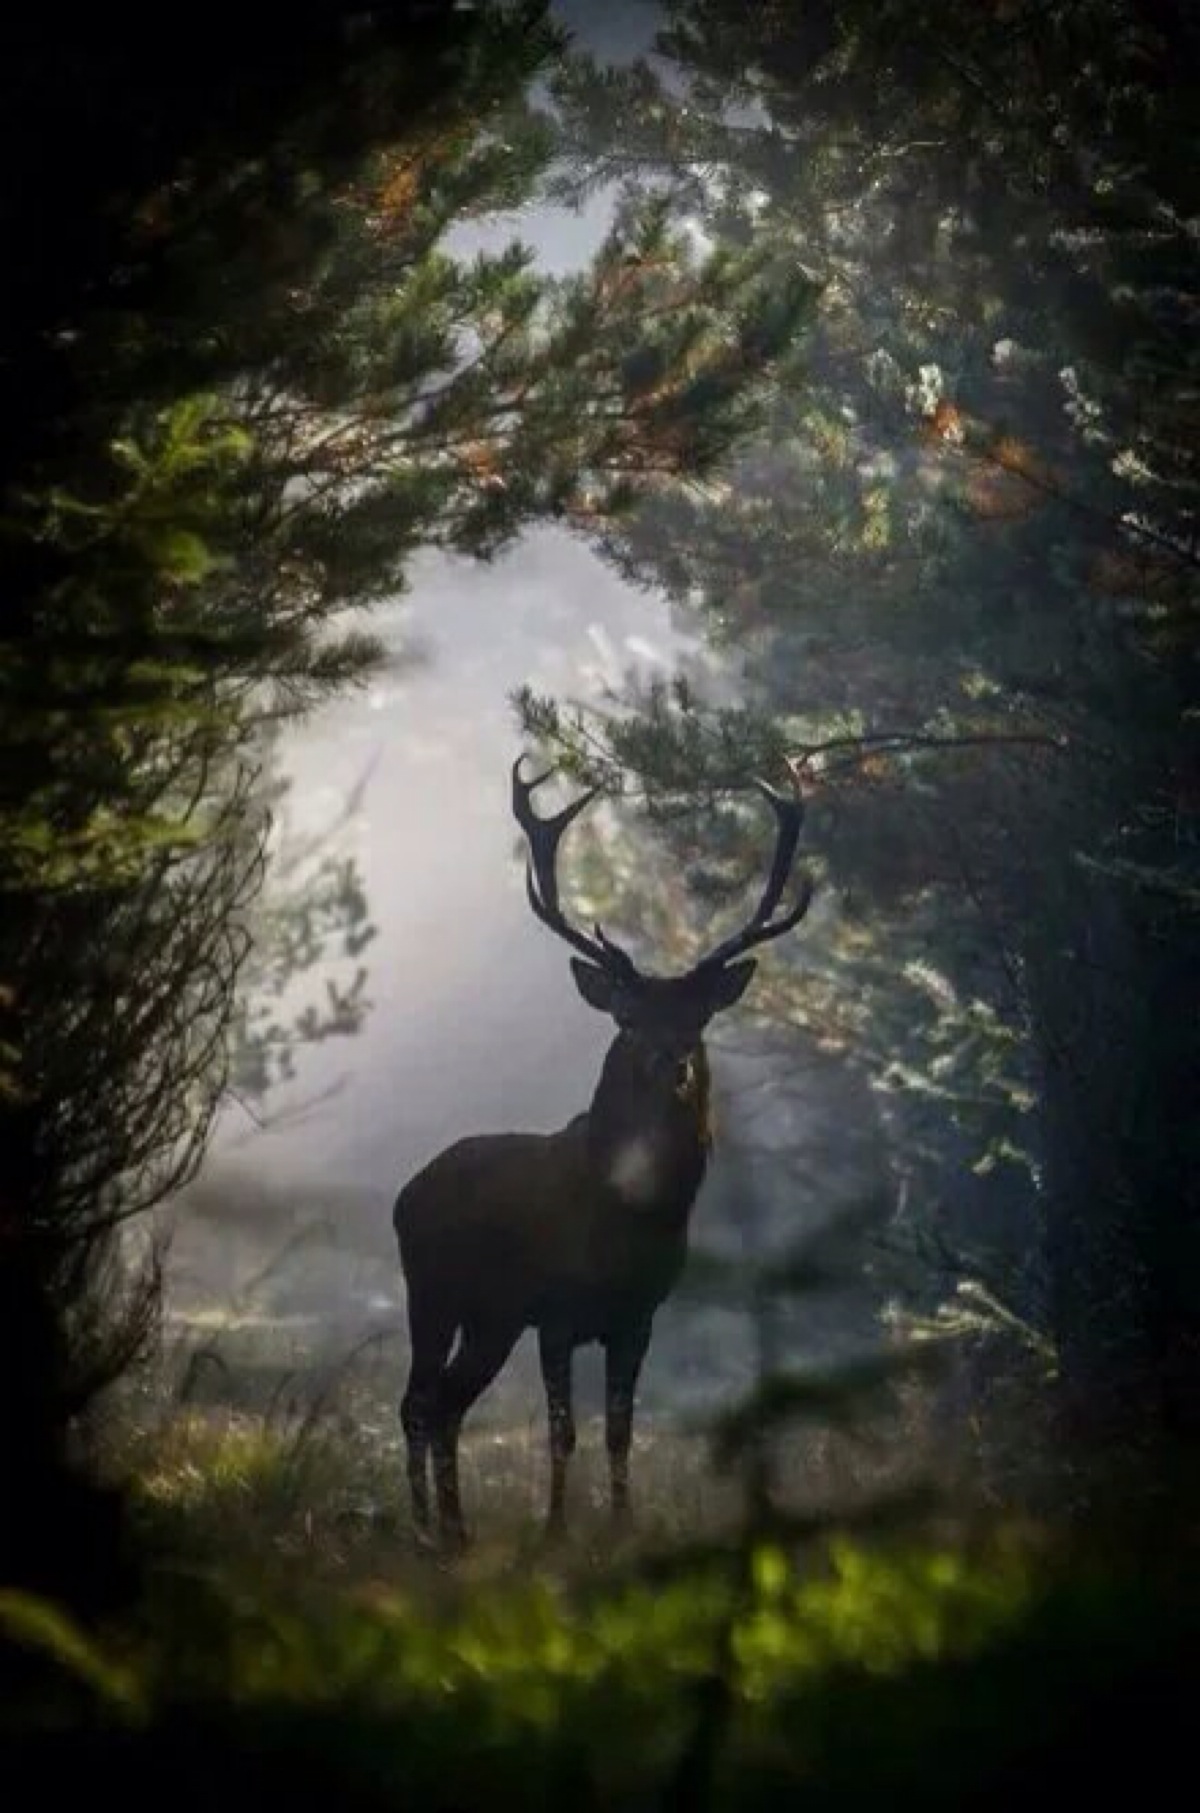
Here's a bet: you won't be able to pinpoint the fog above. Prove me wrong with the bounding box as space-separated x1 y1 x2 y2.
216 527 712 1197
180 522 883 1335
164 0 888 1418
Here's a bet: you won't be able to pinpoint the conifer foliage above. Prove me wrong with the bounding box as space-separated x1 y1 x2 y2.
0 2 814 1597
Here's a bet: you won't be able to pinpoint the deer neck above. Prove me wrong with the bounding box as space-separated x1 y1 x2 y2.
587 1034 712 1216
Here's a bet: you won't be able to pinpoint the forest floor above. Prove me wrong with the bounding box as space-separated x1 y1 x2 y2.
103 1305 940 1588
2 1312 1194 1810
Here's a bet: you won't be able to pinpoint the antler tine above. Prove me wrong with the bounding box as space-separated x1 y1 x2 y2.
694 773 812 972
512 757 639 977
748 776 805 922
512 757 598 915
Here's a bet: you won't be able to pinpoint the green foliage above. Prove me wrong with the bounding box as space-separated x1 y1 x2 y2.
225 744 378 1102
2 1513 1194 1810
0 1520 1033 1748
526 0 1200 1468
0 0 820 1591
0 1591 143 1715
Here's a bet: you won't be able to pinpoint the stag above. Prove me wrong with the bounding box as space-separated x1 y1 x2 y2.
393 757 811 1549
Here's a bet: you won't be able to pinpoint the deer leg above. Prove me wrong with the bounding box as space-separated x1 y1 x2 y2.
538 1328 576 1538
605 1319 653 1526
430 1319 519 1552
400 1297 455 1538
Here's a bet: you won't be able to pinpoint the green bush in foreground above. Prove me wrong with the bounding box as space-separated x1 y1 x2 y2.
1 1531 1193 1811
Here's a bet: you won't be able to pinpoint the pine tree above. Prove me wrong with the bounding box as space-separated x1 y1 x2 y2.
532 0 1200 1503
0 3 816 1598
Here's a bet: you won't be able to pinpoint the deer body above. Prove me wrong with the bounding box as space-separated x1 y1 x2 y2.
395 760 810 1549
399 1046 708 1339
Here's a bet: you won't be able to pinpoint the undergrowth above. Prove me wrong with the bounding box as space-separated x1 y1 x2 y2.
1 1507 1192 1811
3 1327 1192 1809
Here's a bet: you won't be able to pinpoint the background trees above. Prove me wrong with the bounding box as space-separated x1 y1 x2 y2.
0 1 815 1597
525 0 1199 1495
3 0 1191 1607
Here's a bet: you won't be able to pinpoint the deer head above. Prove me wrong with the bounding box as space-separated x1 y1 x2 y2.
512 755 812 1093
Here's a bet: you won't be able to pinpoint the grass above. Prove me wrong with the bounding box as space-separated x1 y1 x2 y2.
108 1315 948 1593
2 1489 1193 1810
4 1320 1193 1808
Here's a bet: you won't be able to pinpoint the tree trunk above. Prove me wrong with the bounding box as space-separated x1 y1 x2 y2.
1030 863 1200 1507
0 1107 130 1610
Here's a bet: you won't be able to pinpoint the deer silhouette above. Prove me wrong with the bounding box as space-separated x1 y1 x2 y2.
393 756 811 1549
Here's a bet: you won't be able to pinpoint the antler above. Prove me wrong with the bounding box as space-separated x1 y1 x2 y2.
692 775 812 972
512 757 640 979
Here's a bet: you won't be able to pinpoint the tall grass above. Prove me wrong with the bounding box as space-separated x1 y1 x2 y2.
3 1315 1193 1809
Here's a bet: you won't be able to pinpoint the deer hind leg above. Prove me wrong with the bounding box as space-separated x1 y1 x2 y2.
400 1295 456 1539
537 1327 576 1539
605 1319 653 1526
430 1318 520 1552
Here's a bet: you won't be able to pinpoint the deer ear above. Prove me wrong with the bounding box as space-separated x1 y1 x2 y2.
571 959 618 1014
707 959 756 1013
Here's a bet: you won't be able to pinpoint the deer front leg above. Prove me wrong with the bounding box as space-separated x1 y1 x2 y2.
400 1300 456 1541
401 1382 435 1537
538 1327 576 1539
604 1318 653 1527
430 1319 518 1553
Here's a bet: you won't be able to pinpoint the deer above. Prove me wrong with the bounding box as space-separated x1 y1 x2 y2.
393 756 811 1550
